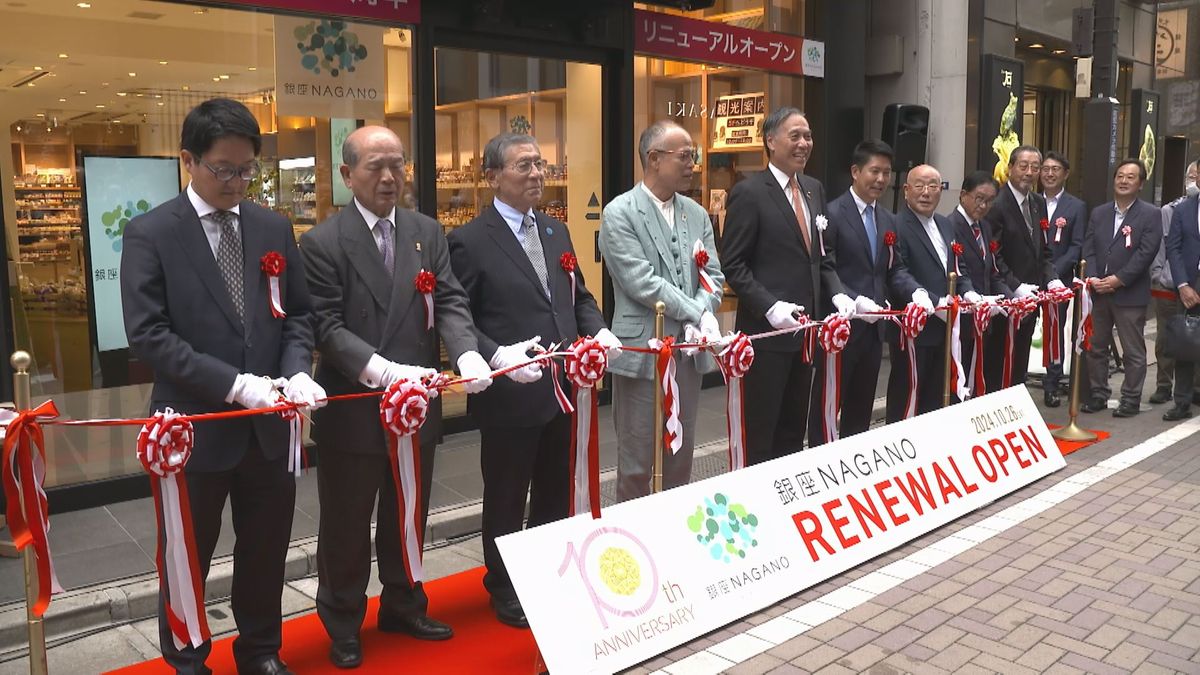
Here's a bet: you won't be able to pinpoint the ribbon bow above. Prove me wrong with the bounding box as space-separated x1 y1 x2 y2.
718 333 754 471
564 337 608 518
379 379 432 584
2 400 63 617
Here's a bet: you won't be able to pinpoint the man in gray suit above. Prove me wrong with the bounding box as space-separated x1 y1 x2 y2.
600 120 724 501
1080 159 1162 418
300 126 493 668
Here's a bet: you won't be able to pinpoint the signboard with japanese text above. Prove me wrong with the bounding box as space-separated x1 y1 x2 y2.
634 9 823 78
274 16 386 119
711 92 765 150
1129 89 1161 202
978 54 1024 184
498 386 1065 674
1156 8 1188 80
191 0 419 24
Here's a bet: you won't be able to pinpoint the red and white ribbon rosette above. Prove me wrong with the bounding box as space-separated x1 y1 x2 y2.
1122 225 1132 249
815 215 829 256
893 303 928 419
1 401 63 617
260 252 286 319
988 239 1001 274
971 302 995 396
1054 216 1067 243
951 241 964 276
1040 286 1074 368
717 333 754 472
137 409 209 649
564 337 607 519
379 379 432 585
561 252 577 306
414 269 436 331
1039 218 1050 245
693 241 719 295
648 337 683 456
883 231 897 269
819 314 851 443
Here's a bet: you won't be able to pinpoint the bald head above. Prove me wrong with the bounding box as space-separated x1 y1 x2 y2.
341 125 407 217
903 164 943 218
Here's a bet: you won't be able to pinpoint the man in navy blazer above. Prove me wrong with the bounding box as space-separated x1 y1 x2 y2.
121 98 322 675
1039 152 1086 407
1080 159 1162 418
808 140 927 443
1162 191 1200 420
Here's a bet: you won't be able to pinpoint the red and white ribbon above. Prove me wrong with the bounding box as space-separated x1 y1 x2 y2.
951 242 964 277
815 215 829 256
819 314 851 443
137 409 209 650
1 401 63 618
884 231 897 269
379 379 431 585
1122 225 1132 249
971 304 994 396
260 252 287 319
693 240 718 295
549 357 575 415
560 252 578 306
565 337 607 518
414 269 436 331
1054 216 1066 243
947 298 968 401
716 333 754 472
1040 286 1074 368
1000 297 1039 389
648 337 682 455
277 397 305 477
1075 277 1093 354
894 303 928 419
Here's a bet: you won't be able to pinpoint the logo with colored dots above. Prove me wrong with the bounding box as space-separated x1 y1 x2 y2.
687 493 759 563
294 20 369 77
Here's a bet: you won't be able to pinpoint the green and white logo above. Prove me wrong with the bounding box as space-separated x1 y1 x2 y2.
100 199 150 252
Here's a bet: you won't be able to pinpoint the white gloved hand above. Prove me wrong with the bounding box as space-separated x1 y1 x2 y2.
229 373 281 410
699 311 722 343
593 328 623 357
457 350 495 393
981 294 1004 303
765 301 804 330
1047 279 1066 292
489 337 543 385
283 372 327 411
380 361 438 389
1014 283 1038 299
854 296 884 323
962 291 983 306
831 293 856 318
682 323 703 355
911 289 935 314
988 303 1007 318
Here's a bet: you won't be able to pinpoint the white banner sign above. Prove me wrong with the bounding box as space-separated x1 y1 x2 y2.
497 386 1066 674
274 17 385 119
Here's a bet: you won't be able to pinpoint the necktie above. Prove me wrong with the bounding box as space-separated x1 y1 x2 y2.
972 223 985 257
863 204 878 263
521 214 550 298
212 210 244 321
788 177 812 254
1021 196 1034 237
378 218 395 278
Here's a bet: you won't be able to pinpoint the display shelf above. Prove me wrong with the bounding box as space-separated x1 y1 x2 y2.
14 181 84 279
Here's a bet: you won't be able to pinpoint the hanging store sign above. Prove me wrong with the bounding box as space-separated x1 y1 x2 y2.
274 16 387 119
1129 89 1161 201
191 0 419 24
711 92 765 150
978 54 1024 184
1155 8 1188 80
634 9 824 78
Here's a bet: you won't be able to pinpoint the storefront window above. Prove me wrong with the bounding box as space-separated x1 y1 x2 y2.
1 1 414 487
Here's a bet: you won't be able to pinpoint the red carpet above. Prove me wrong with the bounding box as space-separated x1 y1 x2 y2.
1047 424 1110 456
108 567 541 675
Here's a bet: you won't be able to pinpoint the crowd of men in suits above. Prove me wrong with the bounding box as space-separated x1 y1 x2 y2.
119 97 1198 674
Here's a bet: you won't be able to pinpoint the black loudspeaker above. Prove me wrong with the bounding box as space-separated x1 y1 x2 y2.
882 104 929 172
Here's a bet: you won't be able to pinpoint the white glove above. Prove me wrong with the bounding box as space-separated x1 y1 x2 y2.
489 337 543 385
380 361 438 389
283 372 327 411
457 351 495 393
962 291 983 306
594 328 623 357
831 293 856 318
981 294 1004 303
911 289 935 314
854 296 884 323
989 303 1007 318
1014 283 1038 299
699 311 722 343
765 301 804 330
228 373 281 410
1047 279 1066 292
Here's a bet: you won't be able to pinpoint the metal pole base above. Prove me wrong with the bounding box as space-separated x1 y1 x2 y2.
1052 422 1098 442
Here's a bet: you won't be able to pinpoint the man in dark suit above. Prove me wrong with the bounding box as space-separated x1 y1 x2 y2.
808 140 927 443
949 171 1013 397
1163 190 1200 420
983 145 1067 389
884 164 980 422
122 98 322 675
448 133 618 628
301 126 493 668
1148 160 1200 406
1039 152 1086 407
1080 159 1162 418
720 107 852 462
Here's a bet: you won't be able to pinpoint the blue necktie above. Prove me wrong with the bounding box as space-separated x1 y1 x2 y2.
864 204 878 263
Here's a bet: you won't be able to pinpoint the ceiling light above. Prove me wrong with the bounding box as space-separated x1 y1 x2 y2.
78 90 87 94
76 2 91 7
117 92 127 96
212 77 221 82
128 72 137 77
58 53 69 59
193 8 207 14
248 67 257 71
32 66 42 71
181 85 189 91
1052 49 1066 55
26 82 35 87
158 61 168 65
95 104 105 109
157 101 165 106
219 74 230 80
36 113 44 117
58 98 66 102
1029 43 1044 49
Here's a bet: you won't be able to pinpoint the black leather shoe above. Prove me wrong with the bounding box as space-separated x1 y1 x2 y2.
239 656 294 675
1044 390 1062 408
1163 405 1193 421
377 613 454 641
1149 388 1172 404
491 597 529 628
329 637 362 669
1113 402 1139 418
1080 398 1107 413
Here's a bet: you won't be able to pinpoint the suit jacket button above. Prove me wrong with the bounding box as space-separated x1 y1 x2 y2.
676 268 683 275
673 250 680 257
361 310 368 318
671 236 677 243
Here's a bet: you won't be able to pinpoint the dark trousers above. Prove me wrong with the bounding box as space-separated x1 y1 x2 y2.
1085 296 1148 406
809 323 881 446
315 439 437 641
1043 302 1072 391
159 440 295 675
744 349 812 465
885 340 957 422
984 313 1038 389
480 414 571 601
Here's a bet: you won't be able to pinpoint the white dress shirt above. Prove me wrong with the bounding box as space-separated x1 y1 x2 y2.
768 162 812 226
917 212 948 268
639 182 675 228
187 183 240 260
1113 201 1131 239
493 197 537 242
849 186 875 222
1044 188 1063 224
353 198 397 256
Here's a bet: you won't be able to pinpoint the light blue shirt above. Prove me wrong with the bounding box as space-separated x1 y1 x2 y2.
493 197 536 242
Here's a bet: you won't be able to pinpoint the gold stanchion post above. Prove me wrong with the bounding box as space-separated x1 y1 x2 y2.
943 272 958 408
11 351 48 675
652 302 666 494
1053 261 1097 441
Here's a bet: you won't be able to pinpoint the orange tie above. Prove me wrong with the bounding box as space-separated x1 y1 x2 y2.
789 177 812 254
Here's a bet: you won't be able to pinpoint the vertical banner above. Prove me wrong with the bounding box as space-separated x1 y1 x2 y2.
711 92 765 151
274 17 386 119
1129 89 1161 202
80 156 180 352
330 118 360 207
979 55 1024 185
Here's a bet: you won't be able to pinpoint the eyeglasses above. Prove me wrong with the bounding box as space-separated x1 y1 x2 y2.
909 183 942 194
1013 161 1041 172
1040 165 1064 174
652 148 697 164
202 161 260 182
507 158 548 175
970 193 995 207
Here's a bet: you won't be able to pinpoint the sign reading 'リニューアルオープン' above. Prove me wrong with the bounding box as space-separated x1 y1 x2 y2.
497 386 1065 674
